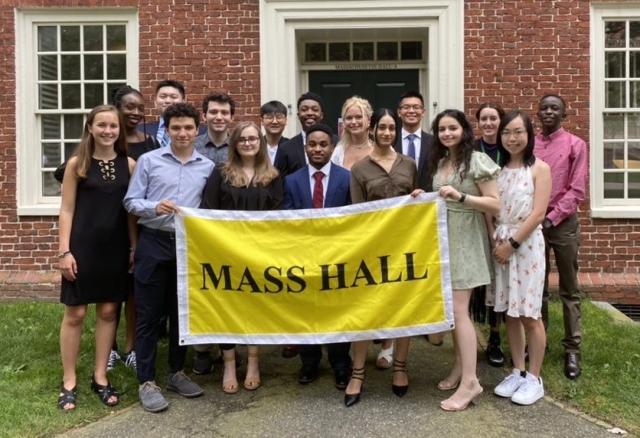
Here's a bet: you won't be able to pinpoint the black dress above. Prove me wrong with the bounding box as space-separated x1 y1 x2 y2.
61 155 130 305
200 167 283 210
128 136 158 161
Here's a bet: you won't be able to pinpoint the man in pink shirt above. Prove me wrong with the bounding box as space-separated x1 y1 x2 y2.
534 94 588 380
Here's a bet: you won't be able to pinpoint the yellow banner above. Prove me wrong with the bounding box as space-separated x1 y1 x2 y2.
176 194 453 345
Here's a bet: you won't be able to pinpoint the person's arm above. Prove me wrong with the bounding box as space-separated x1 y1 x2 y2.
495 161 551 264
484 212 497 249
59 158 79 281
349 167 366 203
546 137 587 226
200 167 222 209
283 176 295 209
438 180 499 216
123 155 159 217
126 157 138 271
269 175 284 210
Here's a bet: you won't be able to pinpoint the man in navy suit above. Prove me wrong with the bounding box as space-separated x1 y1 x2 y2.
283 123 352 389
394 90 434 191
275 92 328 178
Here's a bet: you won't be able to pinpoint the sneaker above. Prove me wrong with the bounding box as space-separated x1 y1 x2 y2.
123 351 137 371
166 371 204 398
486 342 505 367
107 349 121 371
511 373 544 405
139 381 169 413
193 352 213 375
494 369 526 398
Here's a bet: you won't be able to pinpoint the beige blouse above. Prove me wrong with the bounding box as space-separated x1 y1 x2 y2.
350 154 417 203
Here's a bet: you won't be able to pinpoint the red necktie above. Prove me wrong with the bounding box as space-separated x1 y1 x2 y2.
313 171 324 208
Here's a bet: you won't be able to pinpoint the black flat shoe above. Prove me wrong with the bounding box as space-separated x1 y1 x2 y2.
91 375 119 407
298 366 319 385
486 342 505 367
564 352 581 380
344 367 365 407
334 369 350 390
391 359 408 397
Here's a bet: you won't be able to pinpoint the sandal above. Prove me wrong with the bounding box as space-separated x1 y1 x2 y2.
376 343 394 369
244 352 261 391
91 375 119 407
58 383 77 410
391 359 409 397
222 357 239 394
344 367 366 407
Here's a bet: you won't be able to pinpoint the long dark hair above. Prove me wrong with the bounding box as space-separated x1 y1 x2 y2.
497 110 536 168
428 109 475 182
369 107 398 146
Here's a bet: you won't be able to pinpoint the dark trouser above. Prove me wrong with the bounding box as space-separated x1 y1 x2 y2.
299 343 352 373
134 227 187 383
542 214 582 353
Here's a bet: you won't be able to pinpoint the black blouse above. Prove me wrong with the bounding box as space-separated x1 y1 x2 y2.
200 166 283 211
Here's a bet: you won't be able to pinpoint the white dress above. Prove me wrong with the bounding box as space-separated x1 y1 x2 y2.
490 166 545 319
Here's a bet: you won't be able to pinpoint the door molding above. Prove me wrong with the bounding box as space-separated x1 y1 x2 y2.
260 0 464 136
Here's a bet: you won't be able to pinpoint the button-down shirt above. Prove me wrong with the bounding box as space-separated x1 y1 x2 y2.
308 161 332 203
194 132 229 167
534 127 587 226
267 144 279 164
401 128 422 166
123 147 214 231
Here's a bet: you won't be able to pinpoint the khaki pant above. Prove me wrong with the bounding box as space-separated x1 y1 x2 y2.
541 214 582 353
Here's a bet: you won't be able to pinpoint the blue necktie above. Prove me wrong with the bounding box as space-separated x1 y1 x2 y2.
407 133 417 160
156 119 170 148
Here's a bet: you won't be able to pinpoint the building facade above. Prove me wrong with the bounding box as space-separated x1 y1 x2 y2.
0 0 639 304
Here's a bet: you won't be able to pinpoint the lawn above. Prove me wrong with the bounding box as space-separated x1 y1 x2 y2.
0 300 638 437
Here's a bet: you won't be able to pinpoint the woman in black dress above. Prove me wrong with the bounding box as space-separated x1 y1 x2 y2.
58 105 135 410
201 121 283 394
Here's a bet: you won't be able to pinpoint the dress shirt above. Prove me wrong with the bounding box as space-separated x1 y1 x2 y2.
267 144 278 164
156 118 170 148
401 128 422 165
308 161 332 203
124 147 214 231
534 127 587 226
194 133 229 167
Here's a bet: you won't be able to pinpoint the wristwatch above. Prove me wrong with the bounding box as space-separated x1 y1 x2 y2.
508 237 520 249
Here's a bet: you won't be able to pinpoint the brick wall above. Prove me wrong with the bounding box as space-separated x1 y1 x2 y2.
0 0 638 300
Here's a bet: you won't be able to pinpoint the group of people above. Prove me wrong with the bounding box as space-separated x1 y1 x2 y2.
55 79 587 415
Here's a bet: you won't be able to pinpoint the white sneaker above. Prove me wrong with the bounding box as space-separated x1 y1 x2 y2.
107 349 121 371
494 369 526 398
511 373 544 405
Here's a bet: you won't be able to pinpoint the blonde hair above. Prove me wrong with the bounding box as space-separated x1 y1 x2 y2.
222 121 279 187
74 105 127 178
340 96 373 149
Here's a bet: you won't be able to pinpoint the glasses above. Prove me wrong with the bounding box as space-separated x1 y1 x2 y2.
238 136 260 144
399 104 424 111
501 129 527 138
262 113 286 122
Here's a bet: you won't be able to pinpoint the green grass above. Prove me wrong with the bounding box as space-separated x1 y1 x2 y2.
0 302 165 438
0 300 638 437
540 300 640 434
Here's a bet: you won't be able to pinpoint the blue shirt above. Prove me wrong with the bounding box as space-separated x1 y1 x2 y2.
124 147 214 231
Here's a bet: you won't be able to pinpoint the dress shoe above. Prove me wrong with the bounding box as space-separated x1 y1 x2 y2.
486 342 505 368
391 359 408 397
298 366 319 385
281 345 298 358
334 369 350 390
344 367 365 407
564 352 581 380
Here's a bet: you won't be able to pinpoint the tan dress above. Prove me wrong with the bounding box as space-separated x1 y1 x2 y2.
350 154 417 203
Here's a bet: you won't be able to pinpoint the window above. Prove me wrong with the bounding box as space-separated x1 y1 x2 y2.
16 9 138 215
592 6 640 217
303 41 424 63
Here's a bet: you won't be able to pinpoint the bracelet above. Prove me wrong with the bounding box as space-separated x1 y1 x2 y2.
508 237 520 249
58 250 71 258
458 193 467 203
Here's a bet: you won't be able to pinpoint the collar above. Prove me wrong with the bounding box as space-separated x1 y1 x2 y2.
162 147 202 163
540 127 565 141
308 161 332 179
206 134 229 149
402 127 422 140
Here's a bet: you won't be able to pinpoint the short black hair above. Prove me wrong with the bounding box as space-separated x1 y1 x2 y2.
163 102 200 127
202 92 236 116
155 80 186 99
398 90 424 107
539 93 567 111
305 123 334 143
111 85 143 108
498 110 536 168
297 92 325 112
260 100 287 116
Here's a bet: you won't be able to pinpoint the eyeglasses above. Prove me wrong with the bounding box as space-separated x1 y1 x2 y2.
399 104 424 111
262 113 286 122
238 136 260 144
501 129 527 137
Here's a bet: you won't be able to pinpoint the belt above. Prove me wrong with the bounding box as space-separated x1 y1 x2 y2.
142 226 175 240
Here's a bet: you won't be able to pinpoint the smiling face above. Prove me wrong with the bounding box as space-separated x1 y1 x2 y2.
155 86 184 113
397 96 425 131
537 95 565 134
343 104 368 137
88 110 120 148
500 116 528 159
305 130 334 169
204 101 233 136
235 125 261 159
437 116 463 150
478 107 501 141
119 93 145 130
297 99 323 131
374 114 397 149
261 112 287 137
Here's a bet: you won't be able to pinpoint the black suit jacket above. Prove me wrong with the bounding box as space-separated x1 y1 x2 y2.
274 133 306 177
394 129 434 191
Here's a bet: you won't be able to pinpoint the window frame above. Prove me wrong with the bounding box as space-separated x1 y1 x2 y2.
15 8 138 216
591 4 640 218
